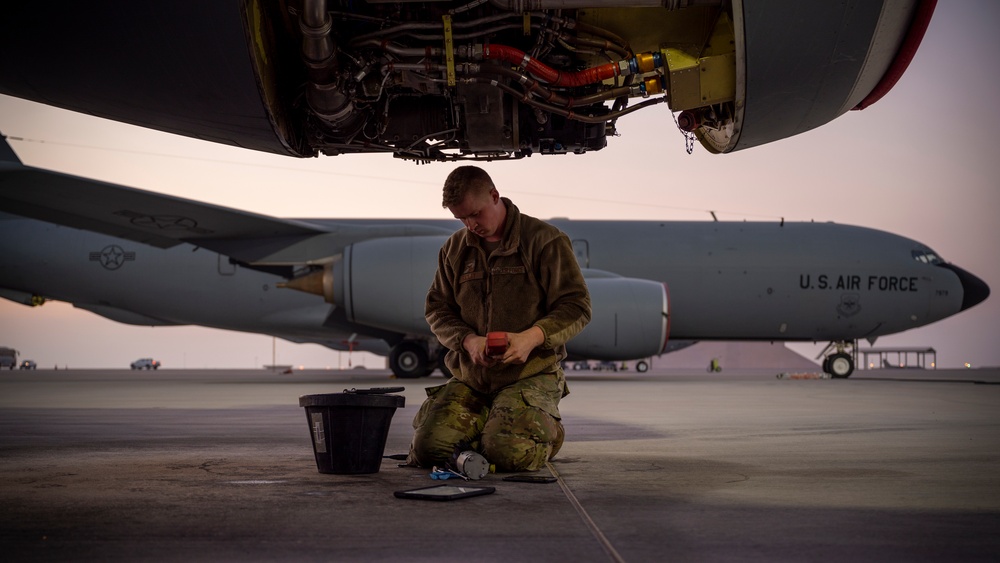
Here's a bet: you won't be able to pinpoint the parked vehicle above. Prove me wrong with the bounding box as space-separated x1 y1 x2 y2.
19 360 37 370
130 358 161 370
0 347 17 369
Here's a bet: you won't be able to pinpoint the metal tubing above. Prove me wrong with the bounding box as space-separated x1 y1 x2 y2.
489 0 719 11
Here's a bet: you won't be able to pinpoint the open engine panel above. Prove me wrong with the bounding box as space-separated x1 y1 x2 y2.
261 0 737 160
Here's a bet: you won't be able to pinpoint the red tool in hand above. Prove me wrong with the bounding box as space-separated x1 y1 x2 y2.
485 332 509 357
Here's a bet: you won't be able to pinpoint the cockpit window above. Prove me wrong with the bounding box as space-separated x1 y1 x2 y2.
912 250 943 264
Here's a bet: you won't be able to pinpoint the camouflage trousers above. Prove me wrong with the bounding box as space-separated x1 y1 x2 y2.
407 370 567 472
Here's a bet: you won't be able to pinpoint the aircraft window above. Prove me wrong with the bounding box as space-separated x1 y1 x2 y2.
911 250 943 264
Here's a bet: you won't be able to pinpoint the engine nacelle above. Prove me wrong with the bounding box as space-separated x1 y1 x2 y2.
566 277 669 361
285 236 670 361
332 236 446 335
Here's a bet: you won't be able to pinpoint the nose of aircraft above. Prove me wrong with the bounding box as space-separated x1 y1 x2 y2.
940 263 990 311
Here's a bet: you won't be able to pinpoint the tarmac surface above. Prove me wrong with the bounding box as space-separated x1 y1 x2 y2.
2 366 999 562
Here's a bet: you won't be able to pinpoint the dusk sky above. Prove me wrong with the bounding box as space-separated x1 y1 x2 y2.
1 2 998 369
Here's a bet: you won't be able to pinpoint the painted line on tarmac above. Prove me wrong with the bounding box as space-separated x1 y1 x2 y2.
547 461 626 563
853 377 1000 385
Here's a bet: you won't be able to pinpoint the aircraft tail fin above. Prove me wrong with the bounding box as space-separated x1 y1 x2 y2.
0 134 23 164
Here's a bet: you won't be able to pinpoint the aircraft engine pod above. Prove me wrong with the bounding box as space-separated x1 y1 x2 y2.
334 238 671 362
279 236 670 364
333 236 447 335
0 1 934 160
567 277 670 361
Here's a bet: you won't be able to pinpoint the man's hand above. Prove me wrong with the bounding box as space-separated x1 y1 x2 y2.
464 327 544 366
463 334 497 367
501 326 544 364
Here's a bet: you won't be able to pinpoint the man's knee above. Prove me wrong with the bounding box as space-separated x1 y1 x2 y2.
480 373 566 471
410 426 465 468
407 380 488 467
481 407 564 472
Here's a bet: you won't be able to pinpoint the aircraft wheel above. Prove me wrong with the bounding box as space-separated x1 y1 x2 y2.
636 360 649 373
828 353 854 378
389 341 428 379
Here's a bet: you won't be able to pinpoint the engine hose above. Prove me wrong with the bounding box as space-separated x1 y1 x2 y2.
480 64 631 107
476 77 664 124
561 35 631 59
571 20 631 56
483 44 620 87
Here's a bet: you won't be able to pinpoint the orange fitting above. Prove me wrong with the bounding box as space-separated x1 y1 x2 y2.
634 52 658 73
643 76 665 95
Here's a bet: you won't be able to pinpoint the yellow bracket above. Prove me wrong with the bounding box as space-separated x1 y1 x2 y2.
661 12 736 111
523 12 530 35
443 15 456 87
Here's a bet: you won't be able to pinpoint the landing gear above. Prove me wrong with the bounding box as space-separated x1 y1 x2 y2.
635 360 650 373
388 340 451 378
825 353 854 378
389 341 428 379
820 341 856 378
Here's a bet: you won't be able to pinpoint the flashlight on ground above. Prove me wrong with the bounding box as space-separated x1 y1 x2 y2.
453 450 491 480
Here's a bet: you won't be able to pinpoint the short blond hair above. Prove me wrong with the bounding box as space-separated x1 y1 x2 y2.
442 166 496 207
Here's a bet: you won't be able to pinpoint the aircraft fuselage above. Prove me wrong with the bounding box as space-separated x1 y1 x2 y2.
0 213 984 360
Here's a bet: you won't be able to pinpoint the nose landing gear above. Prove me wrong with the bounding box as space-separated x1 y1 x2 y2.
820 341 856 378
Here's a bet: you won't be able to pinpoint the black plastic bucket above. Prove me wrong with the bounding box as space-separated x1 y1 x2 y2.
299 391 405 474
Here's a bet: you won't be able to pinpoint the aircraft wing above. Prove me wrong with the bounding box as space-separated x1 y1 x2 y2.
0 136 454 265
0 135 325 254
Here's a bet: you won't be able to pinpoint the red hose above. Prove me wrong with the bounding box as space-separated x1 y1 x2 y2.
484 44 619 87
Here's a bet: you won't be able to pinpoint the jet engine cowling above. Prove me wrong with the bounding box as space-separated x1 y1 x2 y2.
0 1 934 161
282 235 670 361
566 277 669 361
332 236 446 335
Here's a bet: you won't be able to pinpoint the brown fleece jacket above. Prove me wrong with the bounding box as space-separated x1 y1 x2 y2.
426 198 592 394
